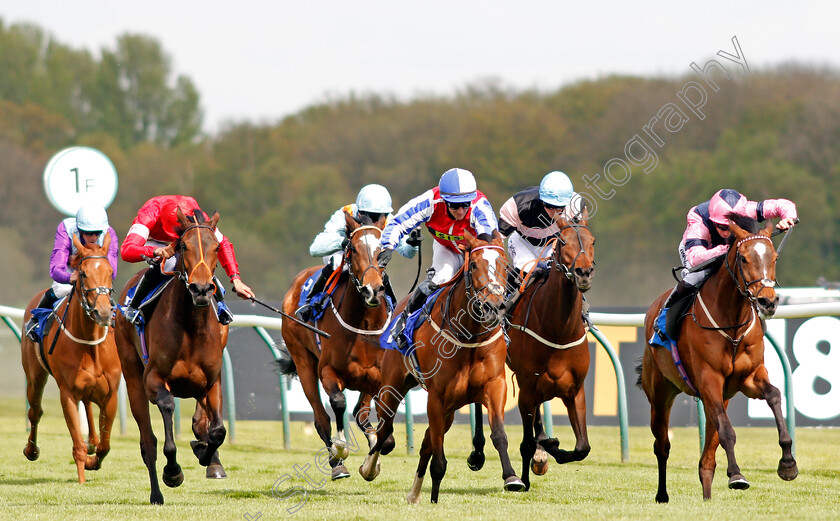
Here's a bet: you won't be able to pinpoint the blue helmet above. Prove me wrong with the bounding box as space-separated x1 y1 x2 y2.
75 203 109 232
438 168 477 203
356 184 393 213
538 171 574 207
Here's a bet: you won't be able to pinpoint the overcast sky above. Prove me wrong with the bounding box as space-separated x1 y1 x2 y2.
2 1 837 133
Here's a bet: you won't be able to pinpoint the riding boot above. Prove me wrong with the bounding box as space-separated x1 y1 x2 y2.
295 264 335 322
501 269 523 313
124 268 167 325
394 279 438 351
213 277 234 325
382 272 398 307
663 280 695 310
24 289 58 341
581 294 594 330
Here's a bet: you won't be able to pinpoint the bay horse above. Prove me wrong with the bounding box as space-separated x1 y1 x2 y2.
469 211 595 491
359 230 526 503
638 213 798 502
279 211 396 480
21 233 121 483
114 207 230 504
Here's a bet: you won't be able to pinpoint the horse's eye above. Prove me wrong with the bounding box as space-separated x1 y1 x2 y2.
470 261 477 271
739 256 747 264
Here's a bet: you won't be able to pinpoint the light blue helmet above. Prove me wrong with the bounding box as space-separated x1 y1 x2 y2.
438 168 477 203
75 203 109 232
538 171 574 207
356 184 393 214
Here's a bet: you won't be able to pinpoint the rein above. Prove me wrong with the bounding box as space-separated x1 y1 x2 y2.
163 223 218 294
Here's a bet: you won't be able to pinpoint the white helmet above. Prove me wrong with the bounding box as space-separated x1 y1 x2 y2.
538 171 574 207
356 184 393 214
75 203 109 232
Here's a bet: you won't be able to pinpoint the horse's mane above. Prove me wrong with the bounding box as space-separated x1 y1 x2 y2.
726 211 760 234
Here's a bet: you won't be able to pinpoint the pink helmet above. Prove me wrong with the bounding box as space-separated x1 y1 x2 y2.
708 189 748 226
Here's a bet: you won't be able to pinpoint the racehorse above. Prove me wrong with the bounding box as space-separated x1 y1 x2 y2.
279 211 396 480
638 213 798 502
469 211 595 490
114 207 230 504
21 233 121 483
359 229 526 503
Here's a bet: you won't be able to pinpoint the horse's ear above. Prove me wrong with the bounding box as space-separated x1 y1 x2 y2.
72 233 85 253
375 214 388 230
729 219 748 239
209 210 220 229
578 207 589 224
344 210 360 232
462 228 477 249
101 230 111 251
553 212 570 228
761 220 774 236
491 229 504 247
176 206 190 228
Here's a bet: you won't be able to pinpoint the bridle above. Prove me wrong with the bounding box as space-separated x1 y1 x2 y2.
726 234 777 306
552 221 594 283
74 254 116 320
164 223 218 296
344 225 384 297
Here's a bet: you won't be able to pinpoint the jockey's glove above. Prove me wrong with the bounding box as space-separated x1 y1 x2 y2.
406 229 423 248
377 248 393 269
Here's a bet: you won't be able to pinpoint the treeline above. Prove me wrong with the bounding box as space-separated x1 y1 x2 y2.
2 19 839 308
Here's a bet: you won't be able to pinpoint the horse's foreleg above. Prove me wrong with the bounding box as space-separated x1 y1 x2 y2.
196 381 226 467
484 377 525 492
150 380 184 489
83 400 98 455
426 396 449 504
192 396 227 479
58 389 88 483
321 367 352 474
701 393 746 497
742 366 798 481
86 391 117 471
699 412 721 499
407 424 435 504
554 386 591 463
518 395 538 491
23 363 48 462
359 376 410 481
467 403 486 471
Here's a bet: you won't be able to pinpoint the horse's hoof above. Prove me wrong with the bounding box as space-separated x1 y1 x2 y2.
331 465 350 480
728 474 750 490
87 443 96 455
23 445 40 461
162 468 184 488
531 448 549 475
206 463 227 479
467 451 485 472
778 459 798 481
85 456 102 471
359 459 381 481
504 476 526 492
331 440 350 461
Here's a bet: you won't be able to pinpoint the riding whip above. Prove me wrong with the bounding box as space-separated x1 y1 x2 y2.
249 297 332 339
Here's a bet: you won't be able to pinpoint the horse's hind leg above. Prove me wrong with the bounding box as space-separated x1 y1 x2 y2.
22 361 48 462
86 392 117 471
484 376 525 492
427 396 450 504
407 423 435 504
353 393 395 453
641 352 679 504
467 403 486 471
518 396 539 491
531 405 549 476
742 366 798 481
191 401 226 479
58 388 89 483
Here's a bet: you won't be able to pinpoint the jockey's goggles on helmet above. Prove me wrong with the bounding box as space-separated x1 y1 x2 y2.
79 229 103 236
359 211 384 223
446 201 471 210
543 202 566 211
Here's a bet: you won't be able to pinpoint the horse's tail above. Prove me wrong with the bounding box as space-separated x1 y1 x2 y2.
634 356 644 389
274 342 297 378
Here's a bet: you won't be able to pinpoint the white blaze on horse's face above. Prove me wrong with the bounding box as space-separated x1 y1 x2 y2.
480 249 506 297
750 240 776 286
360 233 380 258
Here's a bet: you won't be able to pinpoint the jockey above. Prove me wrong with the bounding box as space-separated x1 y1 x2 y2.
295 184 419 322
498 171 587 315
377 168 499 349
662 188 798 310
24 203 119 340
121 195 255 325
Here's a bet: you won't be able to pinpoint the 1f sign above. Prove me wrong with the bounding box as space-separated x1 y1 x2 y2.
43 147 118 216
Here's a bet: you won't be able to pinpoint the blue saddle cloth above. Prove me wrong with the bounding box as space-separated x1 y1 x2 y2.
648 307 673 348
380 288 443 355
28 306 58 343
297 268 332 323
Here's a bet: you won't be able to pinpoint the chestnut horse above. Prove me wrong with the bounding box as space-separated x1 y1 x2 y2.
470 212 595 491
280 212 396 480
115 208 229 504
638 213 798 502
359 230 526 503
21 233 121 483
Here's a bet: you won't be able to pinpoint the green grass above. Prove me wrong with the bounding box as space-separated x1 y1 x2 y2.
0 396 837 520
